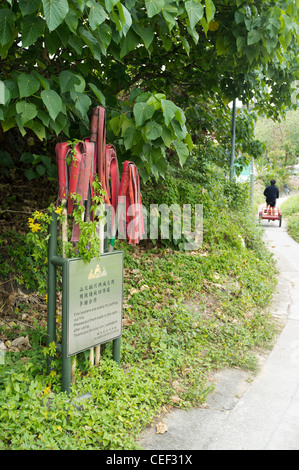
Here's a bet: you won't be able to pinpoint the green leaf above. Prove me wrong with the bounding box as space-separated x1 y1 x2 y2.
161 127 173 147
88 0 106 30
17 73 40 98
185 133 194 151
120 30 139 57
105 0 119 13
20 152 34 163
200 16 209 36
161 99 177 126
94 23 112 55
26 120 46 140
21 15 45 47
205 0 216 24
88 83 106 105
185 1 204 30
70 91 92 118
4 80 18 100
1 117 16 133
0 9 16 46
133 102 155 127
42 0 69 31
59 70 81 93
64 8 79 33
173 140 189 166
19 0 41 16
79 26 102 60
133 25 154 49
49 112 68 136
41 89 63 120
145 121 163 140
175 107 186 126
162 3 178 30
16 101 38 124
0 81 11 105
117 3 132 37
145 0 165 18
236 36 246 52
123 126 142 150
25 168 37 181
247 29 262 45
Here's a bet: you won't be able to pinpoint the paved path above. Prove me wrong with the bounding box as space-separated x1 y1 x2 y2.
139 198 299 450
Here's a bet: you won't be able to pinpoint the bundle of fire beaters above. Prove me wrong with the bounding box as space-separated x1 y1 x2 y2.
55 105 145 248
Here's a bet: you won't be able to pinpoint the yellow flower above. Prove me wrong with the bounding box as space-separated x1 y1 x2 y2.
34 211 42 220
42 386 51 395
55 206 63 214
31 223 41 233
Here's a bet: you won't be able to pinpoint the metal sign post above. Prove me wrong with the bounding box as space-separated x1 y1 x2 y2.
47 213 123 394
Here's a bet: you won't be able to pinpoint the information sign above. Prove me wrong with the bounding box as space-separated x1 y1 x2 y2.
66 251 123 357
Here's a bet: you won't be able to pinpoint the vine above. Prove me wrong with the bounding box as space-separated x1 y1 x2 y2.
26 176 106 294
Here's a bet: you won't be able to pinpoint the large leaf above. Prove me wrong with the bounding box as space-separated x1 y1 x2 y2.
59 70 81 93
133 102 155 127
247 29 262 46
205 0 216 24
88 83 106 105
16 101 38 124
19 0 41 16
0 81 10 105
21 15 45 47
41 89 63 120
173 140 189 166
88 0 106 30
26 120 46 140
161 99 177 126
0 9 16 46
17 73 40 98
145 121 163 140
105 0 119 13
117 3 132 37
42 0 69 31
120 30 139 57
185 1 204 30
70 91 92 118
145 0 165 18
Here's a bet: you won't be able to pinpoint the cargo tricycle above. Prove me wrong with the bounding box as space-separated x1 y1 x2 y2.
259 206 282 227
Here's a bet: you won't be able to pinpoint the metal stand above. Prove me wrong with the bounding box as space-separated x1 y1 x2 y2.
47 213 121 394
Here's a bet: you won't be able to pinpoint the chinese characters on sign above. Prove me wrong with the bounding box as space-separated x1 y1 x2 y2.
66 252 123 356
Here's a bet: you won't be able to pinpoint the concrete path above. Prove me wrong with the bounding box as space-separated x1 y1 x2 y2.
139 198 299 450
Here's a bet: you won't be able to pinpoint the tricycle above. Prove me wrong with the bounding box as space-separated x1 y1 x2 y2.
259 206 282 227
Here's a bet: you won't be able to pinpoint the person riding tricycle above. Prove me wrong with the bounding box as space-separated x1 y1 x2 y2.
263 179 279 215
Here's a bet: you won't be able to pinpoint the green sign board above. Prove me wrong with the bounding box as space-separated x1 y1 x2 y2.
66 251 123 357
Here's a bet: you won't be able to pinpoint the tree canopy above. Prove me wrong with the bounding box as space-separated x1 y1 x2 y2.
0 0 299 181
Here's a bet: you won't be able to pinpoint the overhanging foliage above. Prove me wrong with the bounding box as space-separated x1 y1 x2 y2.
0 0 298 181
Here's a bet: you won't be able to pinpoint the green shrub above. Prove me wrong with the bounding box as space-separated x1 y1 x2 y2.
287 215 299 243
280 194 299 217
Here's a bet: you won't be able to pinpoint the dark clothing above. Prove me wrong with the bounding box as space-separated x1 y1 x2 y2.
264 184 279 206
